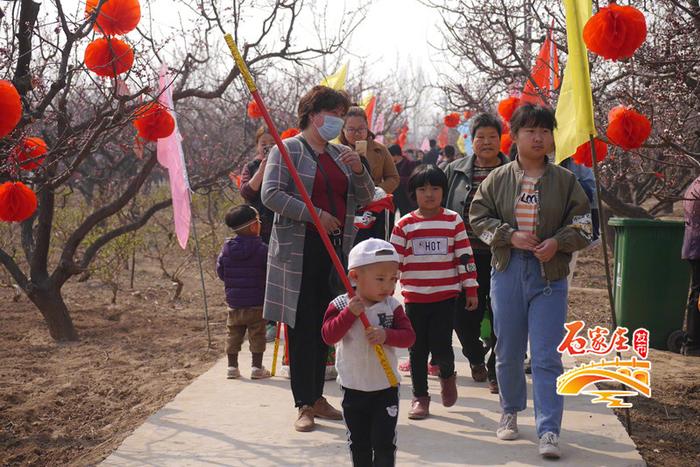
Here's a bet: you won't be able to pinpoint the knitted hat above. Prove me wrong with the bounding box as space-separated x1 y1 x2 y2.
225 205 259 232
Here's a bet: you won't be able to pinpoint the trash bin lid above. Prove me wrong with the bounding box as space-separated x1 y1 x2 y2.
608 217 684 228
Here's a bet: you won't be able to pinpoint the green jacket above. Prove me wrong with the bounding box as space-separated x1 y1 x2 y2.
443 152 510 216
468 158 592 281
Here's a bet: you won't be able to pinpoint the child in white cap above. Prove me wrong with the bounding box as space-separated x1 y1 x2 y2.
322 238 415 467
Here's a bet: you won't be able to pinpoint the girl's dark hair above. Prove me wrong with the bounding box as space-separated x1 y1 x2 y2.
297 85 351 130
470 112 503 139
509 103 557 135
388 144 402 156
408 164 448 202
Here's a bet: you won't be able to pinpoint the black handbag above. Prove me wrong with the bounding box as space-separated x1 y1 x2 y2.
298 137 348 296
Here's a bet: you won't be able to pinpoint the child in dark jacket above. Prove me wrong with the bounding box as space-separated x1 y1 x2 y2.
216 205 271 380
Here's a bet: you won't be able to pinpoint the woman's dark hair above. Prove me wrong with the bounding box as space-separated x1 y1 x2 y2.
408 164 448 202
509 103 557 135
388 144 402 156
444 145 456 157
297 85 351 130
470 112 503 139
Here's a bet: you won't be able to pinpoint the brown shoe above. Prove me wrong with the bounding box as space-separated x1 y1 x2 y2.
488 379 499 394
294 405 315 432
408 396 430 420
312 396 343 420
471 363 488 382
440 372 458 407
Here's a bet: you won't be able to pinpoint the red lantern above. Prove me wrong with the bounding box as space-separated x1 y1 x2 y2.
500 132 513 155
280 128 300 139
12 137 47 170
583 4 646 61
133 102 175 141
463 110 474 120
84 38 134 77
247 101 263 119
86 0 141 36
0 80 22 139
0 181 38 223
498 96 521 122
572 139 608 167
606 105 651 150
444 112 460 128
392 103 403 113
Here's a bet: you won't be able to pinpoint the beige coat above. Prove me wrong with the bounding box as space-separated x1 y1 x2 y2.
362 139 400 194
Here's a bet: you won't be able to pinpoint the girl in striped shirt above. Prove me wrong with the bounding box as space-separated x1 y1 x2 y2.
390 164 479 420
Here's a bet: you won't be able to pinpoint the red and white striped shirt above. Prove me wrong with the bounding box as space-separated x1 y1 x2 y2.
390 208 478 303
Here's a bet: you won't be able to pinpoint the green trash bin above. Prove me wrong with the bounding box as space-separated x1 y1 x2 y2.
609 218 690 351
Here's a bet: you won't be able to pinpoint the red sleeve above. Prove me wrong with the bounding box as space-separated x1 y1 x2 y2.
322 302 358 345
383 304 415 348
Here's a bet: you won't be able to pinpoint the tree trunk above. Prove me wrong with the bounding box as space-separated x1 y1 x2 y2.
28 285 78 341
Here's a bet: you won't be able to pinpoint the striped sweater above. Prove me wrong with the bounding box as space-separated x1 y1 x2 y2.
390 208 478 303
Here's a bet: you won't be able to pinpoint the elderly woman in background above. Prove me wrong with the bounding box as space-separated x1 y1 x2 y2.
261 86 374 432
340 106 399 242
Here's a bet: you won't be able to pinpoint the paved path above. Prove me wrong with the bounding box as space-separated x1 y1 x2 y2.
103 337 645 466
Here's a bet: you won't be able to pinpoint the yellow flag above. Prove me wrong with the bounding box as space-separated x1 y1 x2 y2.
456 134 466 154
554 0 596 164
320 63 348 91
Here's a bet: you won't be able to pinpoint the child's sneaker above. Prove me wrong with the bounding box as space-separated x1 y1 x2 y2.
280 365 291 379
496 412 519 440
227 367 241 379
427 362 440 377
408 396 430 420
539 432 561 459
251 366 271 379
399 360 411 374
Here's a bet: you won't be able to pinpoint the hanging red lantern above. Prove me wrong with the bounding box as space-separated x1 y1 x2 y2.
0 80 22 139
392 103 403 114
85 0 141 36
247 101 263 119
606 105 651 150
84 38 134 77
583 4 646 61
280 128 300 139
133 102 175 141
12 137 48 170
444 112 460 128
572 138 608 167
498 96 521 122
0 181 38 223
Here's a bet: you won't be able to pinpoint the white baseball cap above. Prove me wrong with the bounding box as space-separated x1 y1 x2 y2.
348 238 400 269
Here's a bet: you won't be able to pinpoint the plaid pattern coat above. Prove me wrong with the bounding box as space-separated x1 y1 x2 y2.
261 136 374 328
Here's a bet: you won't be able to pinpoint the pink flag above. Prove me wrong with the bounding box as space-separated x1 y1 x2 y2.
157 64 191 249
420 138 430 152
372 111 385 135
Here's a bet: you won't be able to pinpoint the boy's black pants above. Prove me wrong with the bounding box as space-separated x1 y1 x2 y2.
686 259 700 345
406 298 456 397
342 386 399 467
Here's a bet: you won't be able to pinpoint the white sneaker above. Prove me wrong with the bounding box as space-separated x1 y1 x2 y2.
227 367 241 379
324 365 338 380
539 431 561 459
251 366 272 379
496 412 519 440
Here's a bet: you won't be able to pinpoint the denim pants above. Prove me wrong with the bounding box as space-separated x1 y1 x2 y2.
491 250 568 436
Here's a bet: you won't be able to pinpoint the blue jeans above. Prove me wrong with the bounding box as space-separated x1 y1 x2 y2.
491 250 568 436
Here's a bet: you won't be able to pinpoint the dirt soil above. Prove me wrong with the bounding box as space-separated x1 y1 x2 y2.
1 245 699 466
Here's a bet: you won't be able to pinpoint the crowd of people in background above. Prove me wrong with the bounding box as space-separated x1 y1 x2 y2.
217 84 603 465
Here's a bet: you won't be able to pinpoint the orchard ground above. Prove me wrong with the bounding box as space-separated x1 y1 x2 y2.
1 245 699 466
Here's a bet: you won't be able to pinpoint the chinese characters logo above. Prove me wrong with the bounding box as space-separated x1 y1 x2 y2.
556 321 651 408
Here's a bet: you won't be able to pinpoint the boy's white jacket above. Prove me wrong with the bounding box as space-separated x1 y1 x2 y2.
330 294 403 392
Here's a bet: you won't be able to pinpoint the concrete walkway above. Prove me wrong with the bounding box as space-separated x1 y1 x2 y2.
103 337 645 467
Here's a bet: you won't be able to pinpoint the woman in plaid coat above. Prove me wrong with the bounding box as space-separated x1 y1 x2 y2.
261 86 374 432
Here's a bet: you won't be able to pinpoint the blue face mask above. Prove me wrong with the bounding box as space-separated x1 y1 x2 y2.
315 114 345 141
